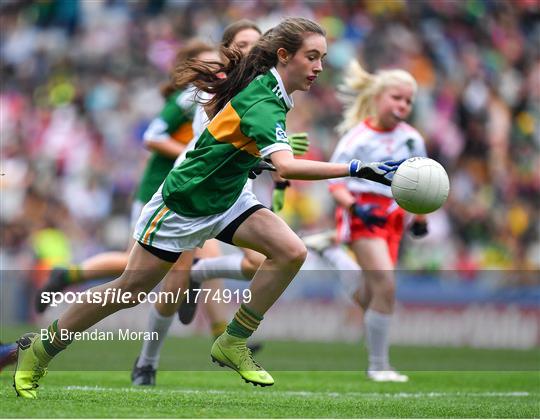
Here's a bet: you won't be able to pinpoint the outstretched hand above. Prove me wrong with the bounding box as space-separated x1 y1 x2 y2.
349 159 405 186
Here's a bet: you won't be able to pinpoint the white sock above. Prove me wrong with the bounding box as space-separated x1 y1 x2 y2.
322 246 360 271
321 246 364 298
137 305 174 369
190 254 246 283
364 309 392 371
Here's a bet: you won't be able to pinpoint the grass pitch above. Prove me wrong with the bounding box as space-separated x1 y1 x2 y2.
1 327 538 418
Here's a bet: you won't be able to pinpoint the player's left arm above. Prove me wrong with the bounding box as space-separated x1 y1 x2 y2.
244 102 399 183
269 150 401 183
245 104 346 179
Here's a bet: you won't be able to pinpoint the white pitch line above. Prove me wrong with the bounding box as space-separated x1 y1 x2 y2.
64 386 530 398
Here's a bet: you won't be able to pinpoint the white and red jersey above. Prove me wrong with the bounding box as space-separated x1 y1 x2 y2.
328 119 427 197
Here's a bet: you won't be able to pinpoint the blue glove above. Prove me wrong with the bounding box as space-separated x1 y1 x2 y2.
349 159 404 186
351 203 387 231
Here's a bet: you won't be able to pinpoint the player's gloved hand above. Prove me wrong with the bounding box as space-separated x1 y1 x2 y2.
248 160 276 179
410 220 428 237
351 203 387 231
289 132 309 156
349 159 405 186
271 181 290 212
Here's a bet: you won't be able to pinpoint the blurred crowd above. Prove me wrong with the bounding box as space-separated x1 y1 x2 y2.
1 0 539 284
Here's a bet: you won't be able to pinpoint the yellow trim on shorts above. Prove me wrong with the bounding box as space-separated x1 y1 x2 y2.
143 205 170 244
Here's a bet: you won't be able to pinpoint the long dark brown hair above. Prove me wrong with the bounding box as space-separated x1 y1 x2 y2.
173 18 325 118
160 39 215 98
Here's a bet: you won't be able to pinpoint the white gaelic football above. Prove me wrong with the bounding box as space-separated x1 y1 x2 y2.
391 157 450 214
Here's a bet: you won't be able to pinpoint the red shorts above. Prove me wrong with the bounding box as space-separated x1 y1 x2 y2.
335 193 405 264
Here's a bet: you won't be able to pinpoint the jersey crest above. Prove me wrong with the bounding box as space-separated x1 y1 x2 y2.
275 123 288 143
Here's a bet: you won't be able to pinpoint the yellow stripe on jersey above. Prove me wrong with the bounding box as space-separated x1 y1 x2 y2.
207 102 261 157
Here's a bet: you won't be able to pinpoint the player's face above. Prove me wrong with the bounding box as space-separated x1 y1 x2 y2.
374 83 415 129
231 28 261 55
281 33 327 93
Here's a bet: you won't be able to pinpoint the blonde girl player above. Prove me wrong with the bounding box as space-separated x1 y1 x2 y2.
14 18 402 397
328 61 428 382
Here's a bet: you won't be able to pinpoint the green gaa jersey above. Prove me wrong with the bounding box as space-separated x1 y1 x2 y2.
162 68 293 217
135 88 196 203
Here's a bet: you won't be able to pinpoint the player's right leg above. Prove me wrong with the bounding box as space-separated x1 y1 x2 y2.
14 243 174 398
178 242 266 352
210 208 307 387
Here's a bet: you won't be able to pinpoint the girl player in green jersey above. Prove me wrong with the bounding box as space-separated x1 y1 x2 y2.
132 19 313 386
131 20 277 386
14 17 402 397
34 20 308 387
